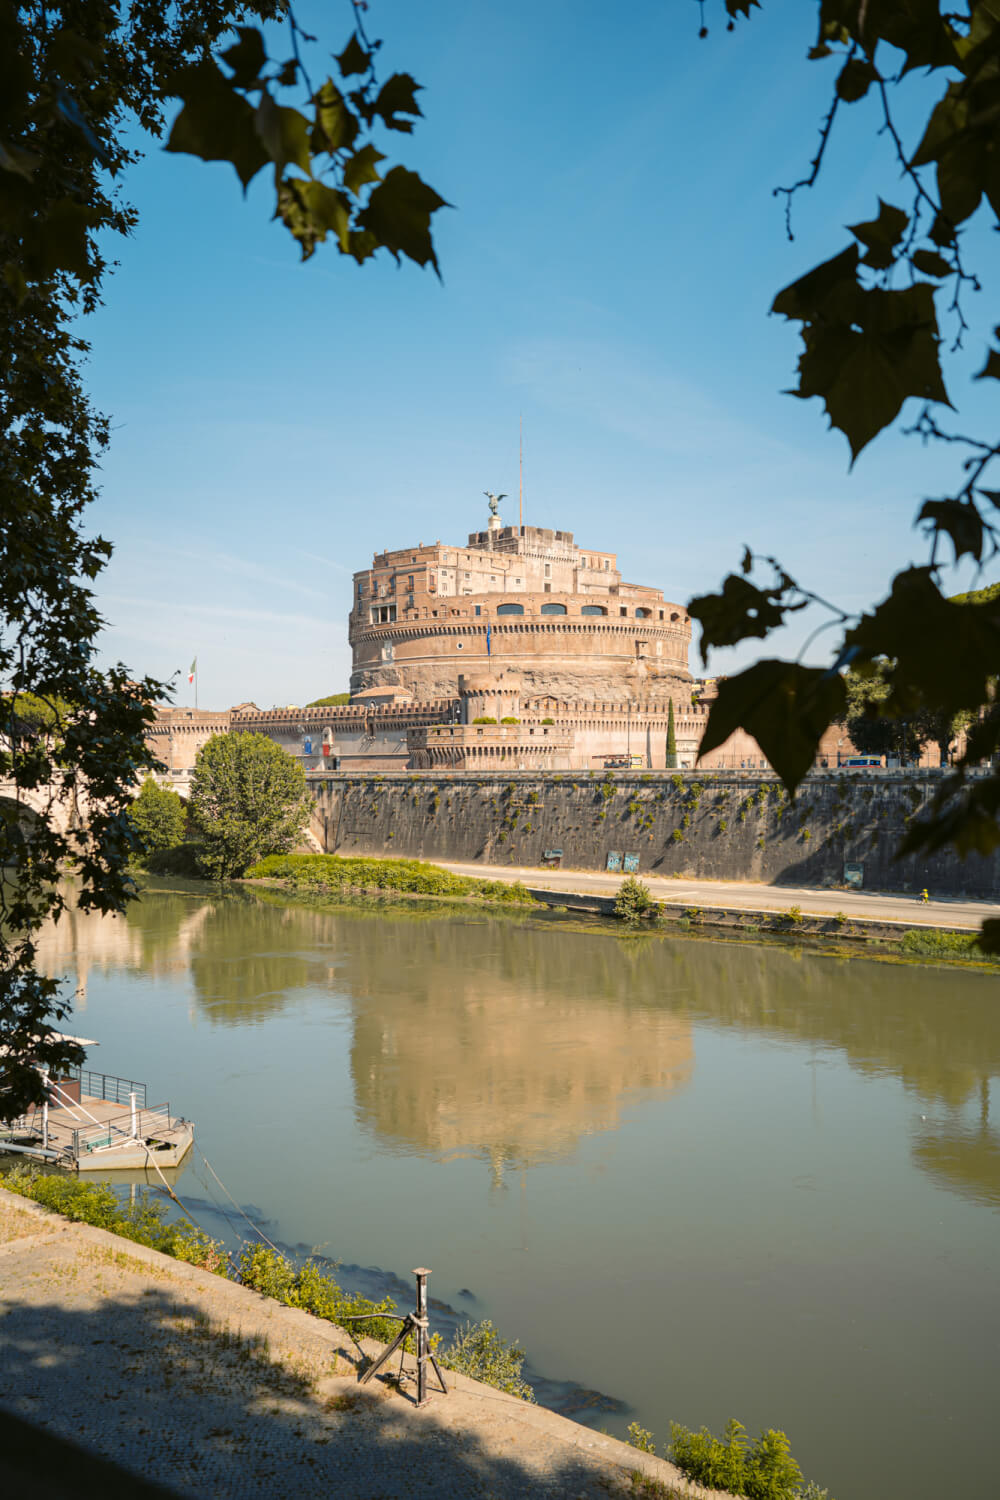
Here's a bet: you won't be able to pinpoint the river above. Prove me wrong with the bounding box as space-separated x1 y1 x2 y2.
30 880 1000 1500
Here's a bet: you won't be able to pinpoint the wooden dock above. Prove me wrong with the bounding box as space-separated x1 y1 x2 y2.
1 1068 193 1172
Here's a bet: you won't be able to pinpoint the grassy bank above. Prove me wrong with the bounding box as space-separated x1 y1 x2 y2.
246 852 535 905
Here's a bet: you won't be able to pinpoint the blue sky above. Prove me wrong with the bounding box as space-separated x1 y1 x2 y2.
83 0 1000 708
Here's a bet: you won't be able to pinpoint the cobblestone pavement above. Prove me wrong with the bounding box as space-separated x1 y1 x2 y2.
0 1188 721 1500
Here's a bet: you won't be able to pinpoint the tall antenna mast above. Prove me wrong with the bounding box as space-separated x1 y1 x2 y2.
519 414 523 533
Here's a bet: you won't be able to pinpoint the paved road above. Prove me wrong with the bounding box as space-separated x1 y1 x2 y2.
441 860 1000 930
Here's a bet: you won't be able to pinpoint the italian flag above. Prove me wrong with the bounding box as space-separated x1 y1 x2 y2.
188 657 197 684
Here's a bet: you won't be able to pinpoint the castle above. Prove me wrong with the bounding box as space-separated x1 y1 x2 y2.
149 505 772 775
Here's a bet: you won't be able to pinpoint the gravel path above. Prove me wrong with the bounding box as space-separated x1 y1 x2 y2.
0 1187 724 1500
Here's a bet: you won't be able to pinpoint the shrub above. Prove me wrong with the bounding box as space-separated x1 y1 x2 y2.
442 1319 534 1402
540 717 555 724
785 906 804 924
627 1423 656 1453
500 716 519 724
614 875 656 923
668 1419 804 1500
1 1167 225 1272
671 773 683 789
718 817 728 833
128 777 187 855
472 716 497 724
671 828 684 842
246 853 534 905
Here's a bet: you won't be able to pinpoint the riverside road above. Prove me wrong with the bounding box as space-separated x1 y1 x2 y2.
437 861 1000 931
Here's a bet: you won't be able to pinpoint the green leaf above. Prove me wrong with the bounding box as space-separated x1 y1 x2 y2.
343 143 385 196
688 575 805 665
336 33 370 78
836 58 877 102
772 245 861 322
916 498 986 563
777 272 950 460
276 178 351 259
311 80 359 154
255 93 312 178
357 166 448 271
372 73 424 132
220 27 267 88
911 248 952 278
698 661 846 794
847 199 908 270
23 197 94 280
845 567 1000 721
166 61 268 189
975 349 1000 381
977 918 1000 955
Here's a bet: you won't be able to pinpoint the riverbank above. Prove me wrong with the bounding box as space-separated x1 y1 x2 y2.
0 1184 714 1500
234 852 1000 966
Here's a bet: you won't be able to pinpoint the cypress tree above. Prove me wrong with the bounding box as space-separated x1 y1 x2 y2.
666 699 677 769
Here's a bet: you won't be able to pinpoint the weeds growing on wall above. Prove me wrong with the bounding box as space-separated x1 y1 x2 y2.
246 854 533 904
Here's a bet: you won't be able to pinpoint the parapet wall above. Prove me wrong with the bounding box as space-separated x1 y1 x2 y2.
307 771 1000 896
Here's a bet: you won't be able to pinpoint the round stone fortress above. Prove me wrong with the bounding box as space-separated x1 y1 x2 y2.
349 512 692 702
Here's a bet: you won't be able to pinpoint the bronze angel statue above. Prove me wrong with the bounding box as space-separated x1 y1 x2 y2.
484 490 507 516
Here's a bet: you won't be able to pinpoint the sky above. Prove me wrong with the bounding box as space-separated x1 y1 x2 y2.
81 0 1000 710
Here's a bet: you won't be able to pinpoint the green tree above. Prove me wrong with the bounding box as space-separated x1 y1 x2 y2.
306 693 350 707
190 733 310 878
1 1 442 1115
127 778 187 855
692 4 1000 947
666 698 678 769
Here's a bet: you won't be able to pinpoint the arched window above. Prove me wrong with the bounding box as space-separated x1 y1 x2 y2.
581 604 607 616
540 603 567 615
635 607 651 619
497 603 524 616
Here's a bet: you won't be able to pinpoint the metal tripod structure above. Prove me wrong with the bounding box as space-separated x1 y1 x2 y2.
342 1267 448 1408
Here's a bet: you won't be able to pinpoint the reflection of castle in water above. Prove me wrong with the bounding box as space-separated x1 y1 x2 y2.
347 923 694 1172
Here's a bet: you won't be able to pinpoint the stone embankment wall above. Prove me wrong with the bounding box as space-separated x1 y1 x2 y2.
308 770 1000 896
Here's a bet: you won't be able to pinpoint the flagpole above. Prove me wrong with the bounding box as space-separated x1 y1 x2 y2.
519 414 523 534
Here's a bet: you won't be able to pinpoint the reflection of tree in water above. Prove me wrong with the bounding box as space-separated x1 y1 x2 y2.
911 1078 1000 1208
186 894 342 1026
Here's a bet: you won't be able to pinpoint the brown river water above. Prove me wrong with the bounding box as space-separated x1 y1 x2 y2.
29 880 1000 1500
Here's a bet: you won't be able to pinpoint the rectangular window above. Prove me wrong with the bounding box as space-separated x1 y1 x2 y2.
475 605 481 616
658 609 664 620
544 562 551 577
604 559 610 570
408 575 414 590
620 606 627 616
544 582 552 593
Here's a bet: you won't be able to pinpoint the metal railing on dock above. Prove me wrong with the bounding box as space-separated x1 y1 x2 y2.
72 1103 172 1157
66 1067 147 1109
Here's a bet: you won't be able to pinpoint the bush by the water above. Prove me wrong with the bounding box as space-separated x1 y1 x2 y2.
444 1318 534 1401
247 852 534 904
127 777 187 855
666 1419 825 1500
614 875 657 923
1 1167 226 1270
899 927 998 963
